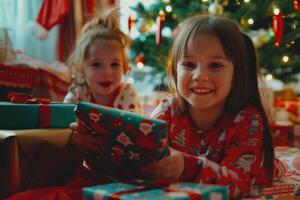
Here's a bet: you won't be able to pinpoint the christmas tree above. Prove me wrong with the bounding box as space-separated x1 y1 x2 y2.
128 0 300 82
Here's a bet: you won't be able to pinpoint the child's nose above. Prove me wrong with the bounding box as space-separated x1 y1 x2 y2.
103 67 112 77
194 66 209 81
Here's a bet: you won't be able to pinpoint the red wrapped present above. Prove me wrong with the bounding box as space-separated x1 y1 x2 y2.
248 173 300 199
275 146 300 176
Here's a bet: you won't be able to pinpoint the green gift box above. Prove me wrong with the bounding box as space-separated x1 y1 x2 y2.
0 102 76 129
82 181 229 200
75 102 169 179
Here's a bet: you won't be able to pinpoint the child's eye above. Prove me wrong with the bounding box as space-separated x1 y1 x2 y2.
209 62 223 70
111 62 121 68
90 62 102 68
182 62 195 69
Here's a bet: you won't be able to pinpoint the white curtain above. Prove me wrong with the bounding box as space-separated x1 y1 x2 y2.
0 0 58 63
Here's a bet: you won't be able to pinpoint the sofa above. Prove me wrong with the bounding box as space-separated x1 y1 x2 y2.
0 129 81 199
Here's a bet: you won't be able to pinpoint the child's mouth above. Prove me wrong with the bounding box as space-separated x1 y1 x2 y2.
99 81 113 88
191 88 212 94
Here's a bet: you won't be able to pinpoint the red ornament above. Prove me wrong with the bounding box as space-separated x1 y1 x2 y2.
134 53 145 64
156 11 166 45
294 0 300 11
128 15 135 33
272 12 284 47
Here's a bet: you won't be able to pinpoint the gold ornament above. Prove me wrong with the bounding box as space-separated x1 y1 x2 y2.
208 1 224 15
136 18 153 33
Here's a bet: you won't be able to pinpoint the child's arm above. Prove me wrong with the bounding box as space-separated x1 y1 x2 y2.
69 122 105 153
141 148 184 180
145 103 267 199
189 109 266 199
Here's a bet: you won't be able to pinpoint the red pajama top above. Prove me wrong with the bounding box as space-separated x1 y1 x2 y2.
64 82 144 114
151 95 269 199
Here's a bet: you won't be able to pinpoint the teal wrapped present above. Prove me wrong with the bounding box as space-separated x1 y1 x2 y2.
0 102 76 129
75 102 169 179
82 181 229 200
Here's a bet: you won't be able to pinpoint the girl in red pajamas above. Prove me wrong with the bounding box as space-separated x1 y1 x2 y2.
141 15 274 199
6 7 143 200
62 6 143 190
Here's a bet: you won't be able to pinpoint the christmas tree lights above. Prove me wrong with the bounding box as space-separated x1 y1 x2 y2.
129 0 300 82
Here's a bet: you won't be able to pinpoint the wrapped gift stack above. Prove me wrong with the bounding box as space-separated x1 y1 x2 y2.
0 93 76 198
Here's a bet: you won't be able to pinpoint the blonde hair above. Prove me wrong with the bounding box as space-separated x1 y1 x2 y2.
68 6 130 89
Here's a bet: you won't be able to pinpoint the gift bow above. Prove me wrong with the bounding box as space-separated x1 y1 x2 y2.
8 92 50 104
8 92 51 128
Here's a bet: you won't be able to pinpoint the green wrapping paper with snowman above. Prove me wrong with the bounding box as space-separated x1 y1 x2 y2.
74 102 169 180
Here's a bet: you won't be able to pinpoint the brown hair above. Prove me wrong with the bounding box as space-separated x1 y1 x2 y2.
167 14 274 184
68 6 130 88
242 33 274 185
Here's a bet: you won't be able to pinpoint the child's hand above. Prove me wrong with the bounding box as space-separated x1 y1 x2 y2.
140 148 184 180
69 122 103 153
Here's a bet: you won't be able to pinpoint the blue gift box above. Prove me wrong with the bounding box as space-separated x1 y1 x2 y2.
0 102 76 129
82 182 229 200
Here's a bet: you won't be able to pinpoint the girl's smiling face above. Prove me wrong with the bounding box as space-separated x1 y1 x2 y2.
84 39 124 99
176 32 234 113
